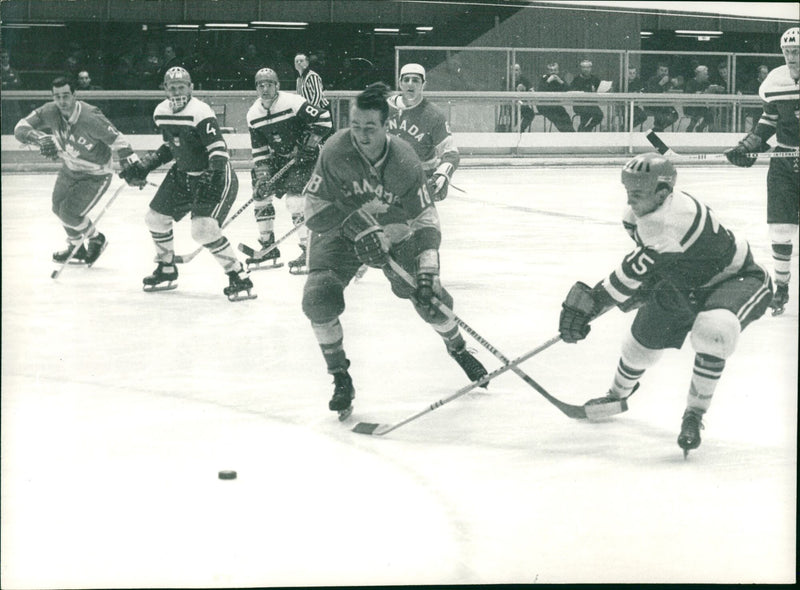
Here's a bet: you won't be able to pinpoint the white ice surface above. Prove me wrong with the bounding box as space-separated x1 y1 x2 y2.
1 166 796 587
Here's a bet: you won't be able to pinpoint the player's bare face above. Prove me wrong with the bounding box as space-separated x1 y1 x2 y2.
52 85 76 117
399 74 424 107
349 107 388 161
257 79 279 104
783 47 799 79
625 186 666 217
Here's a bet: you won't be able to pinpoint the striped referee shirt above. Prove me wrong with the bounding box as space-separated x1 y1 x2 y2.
296 68 330 110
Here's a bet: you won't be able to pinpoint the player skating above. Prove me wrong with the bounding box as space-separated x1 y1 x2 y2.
14 76 137 267
724 27 799 316
301 83 487 419
559 153 773 457
119 67 254 301
242 67 333 273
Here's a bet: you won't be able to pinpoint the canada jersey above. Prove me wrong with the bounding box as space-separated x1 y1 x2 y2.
755 65 799 150
21 101 123 174
247 92 332 165
304 129 441 250
387 95 458 175
602 190 749 307
153 97 229 172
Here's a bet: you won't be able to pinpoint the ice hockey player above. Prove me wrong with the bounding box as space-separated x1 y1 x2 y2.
558 152 772 457
387 63 460 203
119 67 254 301
300 82 487 420
242 67 333 274
14 75 137 267
724 26 799 316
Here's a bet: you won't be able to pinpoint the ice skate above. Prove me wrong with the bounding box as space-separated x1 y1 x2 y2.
53 243 88 264
238 235 283 271
449 344 488 387
677 407 704 458
223 267 257 302
288 244 308 275
84 232 107 266
143 261 178 292
770 283 789 316
329 369 355 421
582 385 639 420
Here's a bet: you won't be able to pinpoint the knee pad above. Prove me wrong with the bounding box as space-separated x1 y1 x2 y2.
286 193 305 216
190 216 222 244
145 209 172 233
620 331 664 369
769 223 797 245
690 309 741 360
302 270 345 323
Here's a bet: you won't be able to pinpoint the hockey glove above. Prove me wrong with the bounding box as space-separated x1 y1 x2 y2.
120 145 172 187
724 133 763 168
341 209 390 268
198 168 226 198
559 281 599 343
37 135 60 160
431 174 449 202
252 164 276 198
298 132 324 164
415 249 441 317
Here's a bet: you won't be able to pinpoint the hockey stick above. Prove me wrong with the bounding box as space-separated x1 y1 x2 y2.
645 129 798 160
352 333 562 436
174 158 297 264
383 258 608 420
51 182 127 280
237 220 306 262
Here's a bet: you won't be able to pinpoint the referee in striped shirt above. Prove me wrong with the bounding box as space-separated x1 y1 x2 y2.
294 52 330 112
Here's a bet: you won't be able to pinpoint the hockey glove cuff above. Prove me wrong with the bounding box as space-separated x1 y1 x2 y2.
415 249 441 317
724 133 763 168
341 209 391 268
431 162 454 202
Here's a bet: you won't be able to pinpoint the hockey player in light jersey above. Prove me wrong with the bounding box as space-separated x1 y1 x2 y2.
242 67 333 274
14 75 138 267
120 67 254 301
725 27 799 316
301 83 487 419
558 153 773 457
387 63 460 203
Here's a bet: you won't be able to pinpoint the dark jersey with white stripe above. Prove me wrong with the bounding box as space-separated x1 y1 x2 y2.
152 97 229 172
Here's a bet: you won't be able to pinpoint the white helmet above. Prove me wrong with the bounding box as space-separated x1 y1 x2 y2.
781 27 799 48
400 63 426 81
621 152 677 192
163 67 192 112
255 67 279 101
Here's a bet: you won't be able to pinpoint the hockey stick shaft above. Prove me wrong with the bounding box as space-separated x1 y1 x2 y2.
175 158 297 264
51 182 127 280
239 220 306 259
645 129 798 160
352 334 562 436
385 258 587 419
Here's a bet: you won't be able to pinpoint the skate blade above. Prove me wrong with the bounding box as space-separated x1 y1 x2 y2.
288 267 309 275
86 242 108 267
771 307 785 316
143 282 178 292
337 406 353 422
227 291 258 302
247 261 284 271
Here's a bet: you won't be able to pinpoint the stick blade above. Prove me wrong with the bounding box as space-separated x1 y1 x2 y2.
352 422 389 436
583 398 628 421
644 129 670 155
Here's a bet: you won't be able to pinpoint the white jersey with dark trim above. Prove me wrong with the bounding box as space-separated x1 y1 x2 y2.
755 65 800 150
153 97 229 172
602 190 749 307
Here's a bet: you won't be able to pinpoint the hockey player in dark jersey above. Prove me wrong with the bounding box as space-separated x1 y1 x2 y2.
387 63 459 203
558 153 773 457
725 27 799 316
301 83 487 419
119 67 254 301
14 76 137 267
242 67 333 273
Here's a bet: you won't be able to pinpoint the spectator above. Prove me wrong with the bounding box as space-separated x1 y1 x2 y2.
643 63 679 132
569 59 604 132
711 62 730 92
709 62 730 130
158 44 183 82
683 65 714 132
236 43 262 82
536 61 574 132
1 49 24 135
1 48 22 90
76 70 102 90
512 63 536 132
140 47 162 89
625 66 648 129
739 64 769 129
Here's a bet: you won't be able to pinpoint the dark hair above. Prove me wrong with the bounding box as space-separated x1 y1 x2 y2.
355 82 390 123
51 76 75 93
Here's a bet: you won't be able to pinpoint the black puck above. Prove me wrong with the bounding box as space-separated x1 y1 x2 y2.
218 470 237 480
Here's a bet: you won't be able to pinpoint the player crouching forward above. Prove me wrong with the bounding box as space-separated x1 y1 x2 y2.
558 153 772 457
300 83 487 419
120 67 254 301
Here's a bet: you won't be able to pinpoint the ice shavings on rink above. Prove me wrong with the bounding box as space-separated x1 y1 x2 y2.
1 165 796 587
